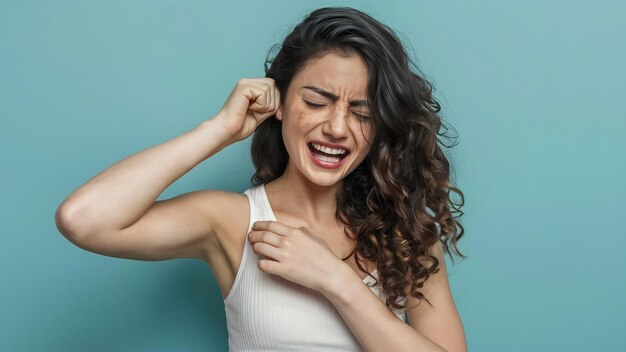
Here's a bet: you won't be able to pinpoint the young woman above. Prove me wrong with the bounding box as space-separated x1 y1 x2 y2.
56 7 467 352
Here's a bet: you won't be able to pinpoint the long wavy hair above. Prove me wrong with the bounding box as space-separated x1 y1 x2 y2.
250 6 466 311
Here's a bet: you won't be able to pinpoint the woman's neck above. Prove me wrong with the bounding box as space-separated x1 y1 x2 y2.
265 166 342 226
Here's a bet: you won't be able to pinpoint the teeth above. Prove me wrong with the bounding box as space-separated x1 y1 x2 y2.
316 154 342 162
311 143 347 155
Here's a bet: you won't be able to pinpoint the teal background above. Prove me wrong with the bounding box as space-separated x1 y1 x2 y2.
1 0 624 351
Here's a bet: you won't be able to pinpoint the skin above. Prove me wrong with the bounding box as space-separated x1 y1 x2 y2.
53 29 464 348
248 52 467 351
246 49 379 304
265 51 374 230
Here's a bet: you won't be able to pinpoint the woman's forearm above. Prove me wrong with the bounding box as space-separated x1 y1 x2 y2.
56 118 233 238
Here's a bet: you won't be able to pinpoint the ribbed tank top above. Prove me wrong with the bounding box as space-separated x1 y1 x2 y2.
223 184 406 351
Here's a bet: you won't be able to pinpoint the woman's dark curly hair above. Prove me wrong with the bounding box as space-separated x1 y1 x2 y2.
250 6 466 311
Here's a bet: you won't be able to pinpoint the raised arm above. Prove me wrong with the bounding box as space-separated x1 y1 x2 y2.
55 78 280 262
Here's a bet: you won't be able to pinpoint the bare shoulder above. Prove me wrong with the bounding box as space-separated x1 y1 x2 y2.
202 189 250 239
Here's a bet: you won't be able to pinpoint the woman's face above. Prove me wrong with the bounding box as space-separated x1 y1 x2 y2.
276 51 375 187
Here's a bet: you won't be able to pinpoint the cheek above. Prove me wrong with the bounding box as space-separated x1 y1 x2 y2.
352 121 374 143
285 109 317 132
358 145 372 160
361 124 375 144
281 110 315 150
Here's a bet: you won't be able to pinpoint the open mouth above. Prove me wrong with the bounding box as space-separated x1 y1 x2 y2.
307 142 350 163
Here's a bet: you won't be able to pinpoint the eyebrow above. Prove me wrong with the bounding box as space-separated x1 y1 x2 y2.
301 86 369 107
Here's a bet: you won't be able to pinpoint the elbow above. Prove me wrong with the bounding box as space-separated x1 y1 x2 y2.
55 204 76 239
55 201 90 243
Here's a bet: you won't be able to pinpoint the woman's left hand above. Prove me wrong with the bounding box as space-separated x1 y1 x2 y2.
248 220 346 294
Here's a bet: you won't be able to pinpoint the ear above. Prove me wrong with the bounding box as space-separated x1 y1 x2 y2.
275 103 283 121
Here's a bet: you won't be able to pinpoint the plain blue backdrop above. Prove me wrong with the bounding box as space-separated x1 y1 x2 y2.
1 0 624 351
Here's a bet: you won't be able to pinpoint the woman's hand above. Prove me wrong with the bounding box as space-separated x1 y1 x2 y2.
248 221 347 294
212 77 280 144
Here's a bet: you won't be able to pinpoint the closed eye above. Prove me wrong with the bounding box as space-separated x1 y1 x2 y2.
304 101 326 108
304 101 370 121
353 112 370 121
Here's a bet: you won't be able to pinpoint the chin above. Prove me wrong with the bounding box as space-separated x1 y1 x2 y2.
307 170 349 188
312 178 341 187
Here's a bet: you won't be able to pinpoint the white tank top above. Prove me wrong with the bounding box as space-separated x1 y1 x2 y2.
223 184 406 351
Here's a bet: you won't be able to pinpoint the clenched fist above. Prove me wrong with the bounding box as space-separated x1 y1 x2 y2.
212 78 281 144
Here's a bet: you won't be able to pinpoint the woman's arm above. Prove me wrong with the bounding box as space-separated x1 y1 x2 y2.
55 78 280 261
54 119 234 260
322 242 467 352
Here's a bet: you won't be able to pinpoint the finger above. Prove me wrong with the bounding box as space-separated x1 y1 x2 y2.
250 86 268 108
261 88 272 111
256 78 273 111
251 220 269 231
252 242 282 261
252 220 292 235
258 258 279 274
248 230 282 247
250 89 273 119
239 79 270 92
240 84 266 108
258 81 274 112
240 81 270 107
241 80 276 120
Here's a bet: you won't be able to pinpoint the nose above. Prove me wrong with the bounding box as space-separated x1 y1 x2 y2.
322 104 349 139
